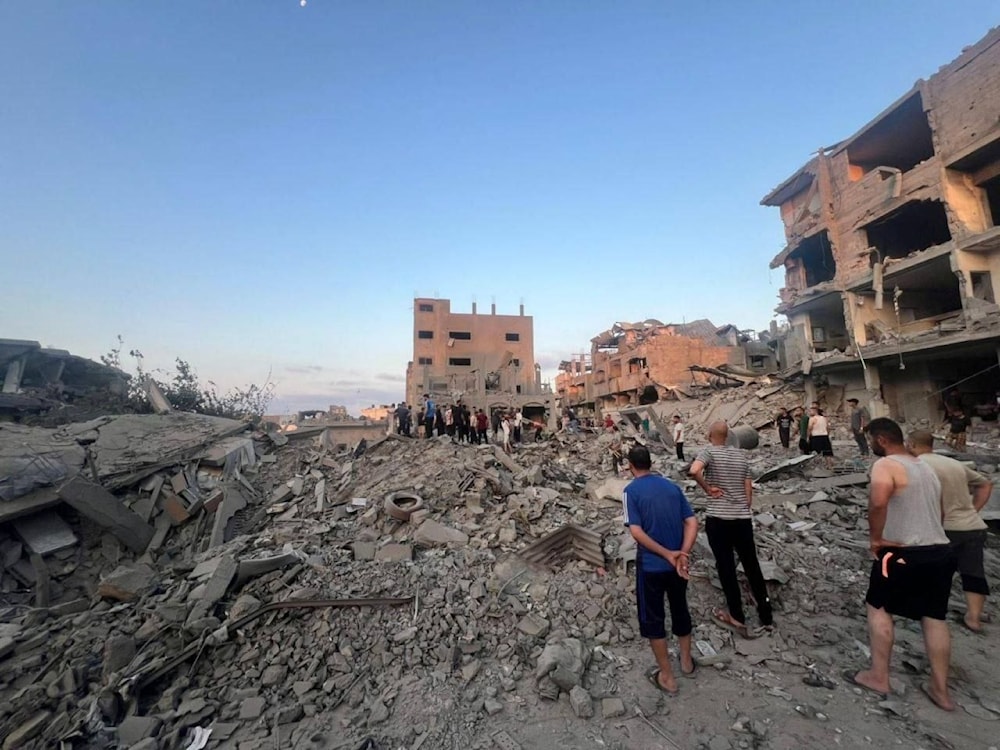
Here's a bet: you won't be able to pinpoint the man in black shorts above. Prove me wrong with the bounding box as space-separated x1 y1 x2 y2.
850 418 956 711
622 445 699 694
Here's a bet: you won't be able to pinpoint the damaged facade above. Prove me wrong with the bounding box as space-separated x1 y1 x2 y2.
555 319 781 415
404 298 555 424
764 27 1000 420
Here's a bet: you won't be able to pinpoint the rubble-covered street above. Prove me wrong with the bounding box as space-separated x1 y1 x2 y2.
2 377 999 749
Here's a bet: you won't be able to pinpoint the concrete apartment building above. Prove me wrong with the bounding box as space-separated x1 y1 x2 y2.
555 319 780 415
404 298 554 422
763 27 1000 421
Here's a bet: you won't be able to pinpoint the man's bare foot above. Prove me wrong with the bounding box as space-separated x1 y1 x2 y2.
680 653 695 676
846 669 890 697
963 616 982 633
921 682 956 711
647 668 678 694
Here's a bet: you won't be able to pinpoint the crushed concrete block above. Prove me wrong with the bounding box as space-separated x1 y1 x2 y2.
517 613 550 638
239 696 266 720
570 686 593 718
117 715 162 746
601 697 625 719
2 710 51 749
413 519 468 547
261 664 287 687
353 541 376 561
59 476 153 553
97 563 157 602
103 635 136 675
375 543 412 562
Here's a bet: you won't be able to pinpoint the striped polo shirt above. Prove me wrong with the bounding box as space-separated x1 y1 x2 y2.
695 445 752 519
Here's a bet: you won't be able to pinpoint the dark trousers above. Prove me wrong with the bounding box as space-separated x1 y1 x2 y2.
513 426 521 443
706 517 773 626
853 430 869 455
477 428 488 444
675 442 684 461
424 418 434 438
778 428 790 449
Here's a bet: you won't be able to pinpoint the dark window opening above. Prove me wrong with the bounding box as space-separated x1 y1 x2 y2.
984 176 1000 228
971 272 995 303
516 385 522 394
418 330 434 339
505 332 520 341
865 201 951 263
790 231 836 287
512 358 520 366
449 331 471 340
847 93 935 177
750 355 766 369
418 303 434 312
431 382 448 392
418 357 433 365
807 299 849 353
449 357 471 366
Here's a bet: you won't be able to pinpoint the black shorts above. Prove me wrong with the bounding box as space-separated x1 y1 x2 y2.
809 435 833 456
946 529 989 595
635 559 691 639
866 545 955 621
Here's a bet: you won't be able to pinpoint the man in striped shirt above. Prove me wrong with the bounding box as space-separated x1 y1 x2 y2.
689 421 773 636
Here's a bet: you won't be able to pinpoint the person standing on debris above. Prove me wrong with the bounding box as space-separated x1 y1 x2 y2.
671 415 685 461
492 409 502 441
909 430 993 633
394 403 409 436
851 418 956 711
459 403 471 444
807 405 834 467
689 422 773 636
795 406 810 454
501 412 513 454
848 398 870 456
434 405 446 437
944 406 971 452
623 444 698 694
444 404 455 438
514 409 524 444
476 409 489 444
604 413 615 431
775 408 793 450
422 395 436 439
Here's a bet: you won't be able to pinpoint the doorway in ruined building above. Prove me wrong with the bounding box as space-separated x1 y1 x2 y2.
864 200 952 264
797 293 849 353
792 231 836 287
984 175 1000 227
971 271 995 304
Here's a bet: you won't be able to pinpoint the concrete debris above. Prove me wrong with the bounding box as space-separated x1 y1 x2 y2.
0 378 998 750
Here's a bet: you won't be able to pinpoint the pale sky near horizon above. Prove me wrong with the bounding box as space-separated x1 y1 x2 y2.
3 2 998 414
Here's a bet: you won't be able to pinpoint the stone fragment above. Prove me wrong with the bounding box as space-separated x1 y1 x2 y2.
239 696 266 720
516 613 550 638
461 659 481 683
261 665 287 687
535 638 588 691
229 595 262 621
97 563 157 602
569 686 594 718
2 710 50 750
352 541 376 561
187 555 237 625
103 635 136 675
413 519 469 547
601 697 625 719
368 699 390 724
276 704 303 724
483 698 503 715
375 543 413 562
117 715 162 746
393 627 418 643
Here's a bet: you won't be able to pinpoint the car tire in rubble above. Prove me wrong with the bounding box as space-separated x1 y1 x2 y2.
384 491 424 521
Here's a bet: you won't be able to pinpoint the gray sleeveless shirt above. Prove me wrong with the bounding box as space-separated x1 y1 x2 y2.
881 454 949 546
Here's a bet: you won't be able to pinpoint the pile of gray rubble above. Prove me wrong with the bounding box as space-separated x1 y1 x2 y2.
1 389 999 749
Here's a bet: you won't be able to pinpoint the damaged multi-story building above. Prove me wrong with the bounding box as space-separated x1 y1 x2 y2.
404 298 556 425
555 319 781 416
764 27 1000 421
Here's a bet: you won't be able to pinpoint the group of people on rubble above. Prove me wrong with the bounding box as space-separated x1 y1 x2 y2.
624 415 992 710
392 396 544 449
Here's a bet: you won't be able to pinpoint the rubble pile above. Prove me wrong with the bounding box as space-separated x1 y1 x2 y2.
2 413 999 749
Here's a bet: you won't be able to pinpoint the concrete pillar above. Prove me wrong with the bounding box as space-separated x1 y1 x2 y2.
803 376 817 407
863 364 888 418
472 302 477 314
2 356 26 393
519 304 525 316
491 303 496 315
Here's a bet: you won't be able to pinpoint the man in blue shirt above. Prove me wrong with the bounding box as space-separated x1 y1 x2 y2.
623 445 699 694
422 395 436 439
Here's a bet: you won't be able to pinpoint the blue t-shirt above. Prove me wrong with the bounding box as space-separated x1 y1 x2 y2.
425 399 436 419
622 474 695 573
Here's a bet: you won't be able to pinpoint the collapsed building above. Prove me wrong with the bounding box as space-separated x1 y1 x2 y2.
763 26 1000 421
404 298 556 426
555 319 782 416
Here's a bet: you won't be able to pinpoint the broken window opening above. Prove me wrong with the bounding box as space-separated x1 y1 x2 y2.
417 357 432 365
971 271 995 304
417 330 434 339
749 355 767 369
984 175 1000 228
430 382 448 392
485 372 500 391
847 92 935 177
449 331 471 340
448 357 471 366
627 357 648 373
418 303 434 312
789 231 836 287
505 332 520 342
865 200 951 264
512 358 520 366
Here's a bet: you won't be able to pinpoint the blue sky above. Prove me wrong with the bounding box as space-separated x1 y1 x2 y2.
2 2 997 414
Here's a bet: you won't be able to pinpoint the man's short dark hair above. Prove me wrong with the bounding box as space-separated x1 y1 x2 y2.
865 417 903 445
847 398 859 404
627 445 652 470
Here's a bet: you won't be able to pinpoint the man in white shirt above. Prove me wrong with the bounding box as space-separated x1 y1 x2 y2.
672 415 685 461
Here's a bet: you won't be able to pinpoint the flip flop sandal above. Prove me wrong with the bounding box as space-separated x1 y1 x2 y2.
713 609 749 638
646 669 678 695
840 669 887 700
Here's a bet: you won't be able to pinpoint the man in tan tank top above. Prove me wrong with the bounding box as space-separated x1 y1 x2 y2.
848 418 956 712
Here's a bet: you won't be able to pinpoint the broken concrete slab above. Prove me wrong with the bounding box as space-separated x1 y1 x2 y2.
12 510 77 555
187 555 237 624
117 714 162 746
2 710 51 750
808 472 870 490
209 484 247 549
374 543 413 562
97 563 157 602
755 454 816 482
413 519 469 547
59 476 153 553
